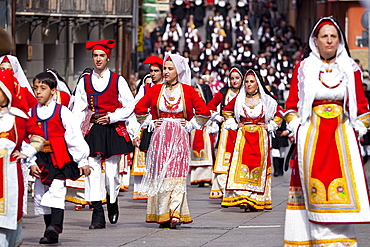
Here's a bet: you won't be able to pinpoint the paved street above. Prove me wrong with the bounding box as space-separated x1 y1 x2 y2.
22 170 370 247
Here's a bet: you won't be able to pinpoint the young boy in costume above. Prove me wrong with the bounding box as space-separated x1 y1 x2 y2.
29 72 91 244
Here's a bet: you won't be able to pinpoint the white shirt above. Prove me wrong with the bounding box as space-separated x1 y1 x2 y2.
135 81 164 104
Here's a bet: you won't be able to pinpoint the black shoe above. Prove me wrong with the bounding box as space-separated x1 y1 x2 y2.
39 237 56 244
89 223 106 229
159 222 171 228
108 212 119 224
107 198 119 224
39 226 59 244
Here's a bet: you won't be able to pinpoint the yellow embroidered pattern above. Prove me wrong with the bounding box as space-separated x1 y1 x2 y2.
309 178 326 203
357 113 370 128
0 149 7 214
313 104 342 119
284 111 298 123
284 238 356 246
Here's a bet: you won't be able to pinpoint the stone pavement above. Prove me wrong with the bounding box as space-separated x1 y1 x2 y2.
21 170 370 247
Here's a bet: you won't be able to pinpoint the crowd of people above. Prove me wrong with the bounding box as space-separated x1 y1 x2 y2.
1 1 370 247
134 0 305 108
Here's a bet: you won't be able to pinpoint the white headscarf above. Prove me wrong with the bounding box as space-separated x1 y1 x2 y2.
46 69 71 95
228 64 245 88
163 53 191 85
234 69 277 124
298 16 359 126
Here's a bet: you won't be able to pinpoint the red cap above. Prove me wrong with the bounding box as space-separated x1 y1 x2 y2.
143 56 164 69
1 56 10 63
85 39 116 58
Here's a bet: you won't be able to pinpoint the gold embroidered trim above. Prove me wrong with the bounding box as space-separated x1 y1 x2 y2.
221 194 272 210
287 186 306 210
213 125 231 173
195 115 210 126
30 135 46 151
192 149 207 159
313 104 342 119
135 114 149 124
274 116 283 127
222 110 234 119
284 238 356 246
146 212 193 223
0 197 4 213
357 113 370 128
284 111 299 123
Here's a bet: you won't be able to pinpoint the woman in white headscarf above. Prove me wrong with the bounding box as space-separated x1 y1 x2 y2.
221 69 282 211
207 64 245 199
283 17 370 246
221 70 282 212
135 53 210 229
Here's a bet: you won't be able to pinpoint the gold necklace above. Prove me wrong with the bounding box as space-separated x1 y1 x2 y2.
319 71 342 89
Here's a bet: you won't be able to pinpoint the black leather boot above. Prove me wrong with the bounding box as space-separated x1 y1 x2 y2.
39 208 63 244
39 226 59 244
278 158 285 176
106 193 119 224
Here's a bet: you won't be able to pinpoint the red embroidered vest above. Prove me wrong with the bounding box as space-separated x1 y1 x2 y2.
84 71 121 114
31 104 71 169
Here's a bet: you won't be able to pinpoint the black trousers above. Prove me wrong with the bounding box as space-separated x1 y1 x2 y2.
91 201 106 226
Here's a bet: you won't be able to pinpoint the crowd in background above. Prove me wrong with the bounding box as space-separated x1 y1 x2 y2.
130 0 307 107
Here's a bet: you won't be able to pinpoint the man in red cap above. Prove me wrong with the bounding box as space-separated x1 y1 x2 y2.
72 39 140 229
135 56 164 101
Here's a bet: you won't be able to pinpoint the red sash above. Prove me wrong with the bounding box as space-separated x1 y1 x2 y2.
159 111 185 119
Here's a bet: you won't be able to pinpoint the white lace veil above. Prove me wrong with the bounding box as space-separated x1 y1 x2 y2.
234 69 277 123
163 53 191 85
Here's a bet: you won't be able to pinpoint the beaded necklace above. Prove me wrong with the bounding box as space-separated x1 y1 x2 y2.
245 100 261 109
242 104 264 122
163 95 181 111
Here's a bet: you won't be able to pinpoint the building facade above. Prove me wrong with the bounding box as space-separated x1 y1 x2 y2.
286 0 369 70
4 0 134 90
